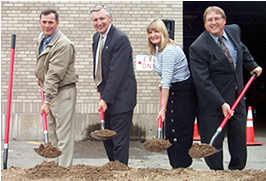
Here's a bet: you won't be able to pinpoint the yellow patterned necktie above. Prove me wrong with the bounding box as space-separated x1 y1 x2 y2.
95 35 104 86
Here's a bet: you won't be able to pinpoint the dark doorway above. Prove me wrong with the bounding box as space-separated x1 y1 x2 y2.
183 1 266 131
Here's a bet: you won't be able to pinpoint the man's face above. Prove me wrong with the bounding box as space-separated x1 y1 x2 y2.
204 11 226 37
91 9 112 34
39 13 58 38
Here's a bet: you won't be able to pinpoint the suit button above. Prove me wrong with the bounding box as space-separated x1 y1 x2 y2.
171 119 174 123
172 129 175 132
171 92 174 96
171 100 174 104
173 138 177 142
235 86 238 90
170 110 174 113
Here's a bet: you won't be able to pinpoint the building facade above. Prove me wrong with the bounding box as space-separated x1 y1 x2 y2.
1 1 183 140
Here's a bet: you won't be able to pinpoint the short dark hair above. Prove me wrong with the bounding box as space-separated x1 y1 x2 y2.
40 9 59 22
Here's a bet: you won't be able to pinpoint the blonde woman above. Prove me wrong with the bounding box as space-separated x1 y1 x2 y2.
147 19 197 168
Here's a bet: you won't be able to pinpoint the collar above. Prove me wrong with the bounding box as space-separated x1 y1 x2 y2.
100 24 112 41
41 29 58 42
209 31 229 44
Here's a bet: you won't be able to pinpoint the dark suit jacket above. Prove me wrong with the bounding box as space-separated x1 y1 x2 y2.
189 24 258 115
92 25 137 115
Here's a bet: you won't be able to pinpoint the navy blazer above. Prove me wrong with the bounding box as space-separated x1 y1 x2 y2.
189 24 258 112
92 25 137 114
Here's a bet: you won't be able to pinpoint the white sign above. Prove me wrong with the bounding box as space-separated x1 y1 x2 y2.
136 55 156 71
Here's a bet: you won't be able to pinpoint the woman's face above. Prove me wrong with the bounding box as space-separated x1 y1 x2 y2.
148 29 161 46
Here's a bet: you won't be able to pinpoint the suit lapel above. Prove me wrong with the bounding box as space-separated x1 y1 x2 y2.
103 25 114 54
204 31 229 64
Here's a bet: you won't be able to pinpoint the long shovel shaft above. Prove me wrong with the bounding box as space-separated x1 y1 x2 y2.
40 86 49 143
210 73 257 146
3 34 16 169
99 107 105 129
157 90 163 139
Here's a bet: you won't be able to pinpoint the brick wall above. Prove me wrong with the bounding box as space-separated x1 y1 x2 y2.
1 1 183 140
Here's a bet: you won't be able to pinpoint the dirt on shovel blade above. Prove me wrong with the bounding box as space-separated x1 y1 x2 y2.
189 143 219 158
34 142 62 158
90 129 116 140
143 139 171 152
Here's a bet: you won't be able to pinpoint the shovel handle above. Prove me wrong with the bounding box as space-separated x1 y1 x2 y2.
3 34 16 169
99 106 105 130
40 86 49 143
210 73 257 146
219 73 257 129
157 90 163 138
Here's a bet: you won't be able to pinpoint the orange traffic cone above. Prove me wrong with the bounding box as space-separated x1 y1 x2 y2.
193 117 200 141
246 106 263 146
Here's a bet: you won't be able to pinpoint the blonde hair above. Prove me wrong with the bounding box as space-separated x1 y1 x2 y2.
146 18 175 55
203 6 226 23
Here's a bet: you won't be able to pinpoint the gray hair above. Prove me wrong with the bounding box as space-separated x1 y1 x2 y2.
89 5 112 17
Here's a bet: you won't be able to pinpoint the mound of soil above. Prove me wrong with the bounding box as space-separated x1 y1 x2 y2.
143 139 171 152
2 161 266 181
34 142 61 158
189 143 219 158
90 129 117 140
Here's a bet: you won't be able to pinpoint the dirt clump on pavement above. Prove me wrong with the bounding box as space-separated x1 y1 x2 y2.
90 129 117 140
34 142 61 158
189 143 219 158
143 139 171 152
2 161 266 181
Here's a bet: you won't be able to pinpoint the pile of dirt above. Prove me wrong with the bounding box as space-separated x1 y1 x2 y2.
143 139 171 152
189 143 219 158
34 142 61 158
90 129 117 140
2 161 266 181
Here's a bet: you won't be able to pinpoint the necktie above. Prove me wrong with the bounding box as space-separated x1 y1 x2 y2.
95 35 104 86
218 37 234 69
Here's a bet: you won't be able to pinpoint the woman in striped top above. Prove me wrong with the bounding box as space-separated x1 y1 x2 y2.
146 19 197 168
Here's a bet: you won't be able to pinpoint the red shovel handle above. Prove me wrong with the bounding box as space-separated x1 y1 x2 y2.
40 86 48 131
219 73 257 129
210 73 257 146
99 107 104 121
158 116 163 129
3 34 16 169
157 90 163 138
4 34 16 145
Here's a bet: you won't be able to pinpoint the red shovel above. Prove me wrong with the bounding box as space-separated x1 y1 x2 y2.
90 94 117 140
33 86 61 158
209 73 257 146
39 86 49 144
3 34 16 169
143 90 171 152
189 73 257 158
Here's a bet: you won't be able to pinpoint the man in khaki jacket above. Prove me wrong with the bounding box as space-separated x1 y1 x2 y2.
35 9 78 167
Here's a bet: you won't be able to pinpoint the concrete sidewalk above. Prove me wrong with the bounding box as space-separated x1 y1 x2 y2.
1 132 266 170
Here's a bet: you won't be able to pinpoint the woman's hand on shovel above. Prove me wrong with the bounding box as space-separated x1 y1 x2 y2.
157 108 166 121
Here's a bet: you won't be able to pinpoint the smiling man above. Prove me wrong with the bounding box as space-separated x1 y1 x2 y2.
35 9 78 167
90 5 137 165
189 6 262 170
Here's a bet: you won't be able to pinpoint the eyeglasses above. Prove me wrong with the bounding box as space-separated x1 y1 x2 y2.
206 17 223 23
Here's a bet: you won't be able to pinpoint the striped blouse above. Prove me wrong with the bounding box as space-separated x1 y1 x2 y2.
154 44 190 89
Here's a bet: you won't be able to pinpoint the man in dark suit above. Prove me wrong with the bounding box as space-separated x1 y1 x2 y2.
189 6 262 170
90 5 137 165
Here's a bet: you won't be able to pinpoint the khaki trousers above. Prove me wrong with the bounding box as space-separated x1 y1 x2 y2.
47 86 76 167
